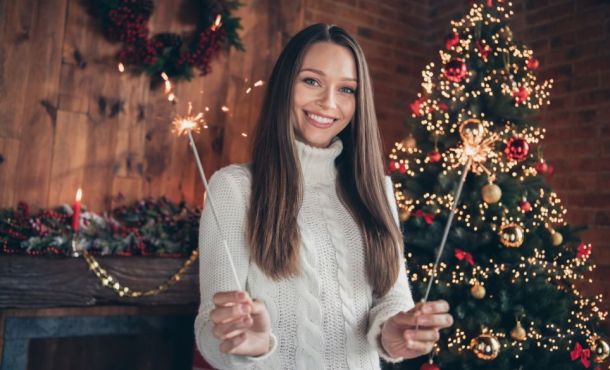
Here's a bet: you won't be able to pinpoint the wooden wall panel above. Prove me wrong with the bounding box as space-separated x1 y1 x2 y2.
3 0 69 208
0 0 307 212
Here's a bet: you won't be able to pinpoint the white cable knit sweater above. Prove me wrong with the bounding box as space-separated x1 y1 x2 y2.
194 138 415 369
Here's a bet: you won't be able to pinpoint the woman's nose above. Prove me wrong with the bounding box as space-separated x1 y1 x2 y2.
317 87 338 109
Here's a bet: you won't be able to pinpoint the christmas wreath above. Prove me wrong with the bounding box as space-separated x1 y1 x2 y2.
88 0 244 82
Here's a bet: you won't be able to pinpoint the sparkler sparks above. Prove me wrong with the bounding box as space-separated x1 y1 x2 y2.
171 102 205 136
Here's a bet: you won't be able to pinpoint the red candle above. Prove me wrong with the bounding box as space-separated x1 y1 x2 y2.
72 188 82 232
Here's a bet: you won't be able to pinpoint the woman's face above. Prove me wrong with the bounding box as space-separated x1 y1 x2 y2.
292 42 358 148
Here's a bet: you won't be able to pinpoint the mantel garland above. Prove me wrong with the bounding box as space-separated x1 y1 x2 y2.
88 0 244 82
0 197 200 257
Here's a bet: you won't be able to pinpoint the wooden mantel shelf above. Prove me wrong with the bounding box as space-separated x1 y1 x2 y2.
0 255 200 308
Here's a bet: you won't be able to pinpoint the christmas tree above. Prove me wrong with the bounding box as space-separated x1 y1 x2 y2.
386 1 608 369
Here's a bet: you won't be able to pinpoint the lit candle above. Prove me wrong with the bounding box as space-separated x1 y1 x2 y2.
72 188 82 232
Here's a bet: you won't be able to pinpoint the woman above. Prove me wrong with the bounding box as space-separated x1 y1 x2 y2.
194 23 453 369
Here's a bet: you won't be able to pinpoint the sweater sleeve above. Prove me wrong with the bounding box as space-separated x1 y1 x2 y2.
366 175 415 363
194 166 278 369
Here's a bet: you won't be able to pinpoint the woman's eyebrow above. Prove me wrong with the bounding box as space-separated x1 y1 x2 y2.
299 68 357 82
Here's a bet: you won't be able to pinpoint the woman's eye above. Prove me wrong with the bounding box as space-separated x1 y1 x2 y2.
303 78 319 86
340 86 356 94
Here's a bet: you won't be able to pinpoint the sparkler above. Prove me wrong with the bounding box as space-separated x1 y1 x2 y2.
419 119 495 307
172 102 242 291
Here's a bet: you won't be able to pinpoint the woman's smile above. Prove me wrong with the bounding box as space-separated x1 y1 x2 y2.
304 110 338 128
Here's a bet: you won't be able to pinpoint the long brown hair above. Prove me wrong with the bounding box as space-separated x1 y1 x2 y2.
248 23 402 297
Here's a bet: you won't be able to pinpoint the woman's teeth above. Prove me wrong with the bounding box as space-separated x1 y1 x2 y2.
307 111 335 125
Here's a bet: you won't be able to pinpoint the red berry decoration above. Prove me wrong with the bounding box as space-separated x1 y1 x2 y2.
444 32 460 50
428 150 442 163
443 58 467 83
520 199 532 213
527 57 540 70
420 362 440 370
399 163 407 174
504 137 529 161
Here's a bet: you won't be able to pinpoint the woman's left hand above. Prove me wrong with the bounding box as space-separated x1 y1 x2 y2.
380 300 453 359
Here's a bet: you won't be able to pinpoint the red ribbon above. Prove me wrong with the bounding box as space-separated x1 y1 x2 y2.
570 342 591 368
454 248 475 266
413 209 435 225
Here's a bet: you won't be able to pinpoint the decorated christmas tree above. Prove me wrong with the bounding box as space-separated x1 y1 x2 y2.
386 1 608 369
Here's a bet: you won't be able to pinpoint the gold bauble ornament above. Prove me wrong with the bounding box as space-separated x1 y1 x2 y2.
591 337 610 363
550 229 563 246
470 333 501 360
481 183 502 204
459 118 486 146
510 321 527 341
401 135 417 149
470 283 486 299
399 208 411 222
499 223 525 248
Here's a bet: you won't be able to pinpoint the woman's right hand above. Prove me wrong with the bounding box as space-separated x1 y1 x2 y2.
210 290 272 356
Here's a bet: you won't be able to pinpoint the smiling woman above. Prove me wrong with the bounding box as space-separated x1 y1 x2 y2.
194 23 452 370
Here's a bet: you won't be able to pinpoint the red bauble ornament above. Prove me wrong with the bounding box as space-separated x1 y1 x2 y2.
420 362 440 370
519 200 532 213
443 59 467 83
513 86 529 104
388 160 399 173
444 32 460 50
535 159 549 174
428 150 442 163
505 137 529 161
527 57 540 70
577 242 592 259
399 163 407 174
438 102 449 111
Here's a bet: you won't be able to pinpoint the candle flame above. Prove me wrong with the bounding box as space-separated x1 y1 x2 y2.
76 188 83 201
211 14 222 31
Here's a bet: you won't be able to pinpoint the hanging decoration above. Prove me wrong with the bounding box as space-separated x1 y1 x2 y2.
88 0 244 82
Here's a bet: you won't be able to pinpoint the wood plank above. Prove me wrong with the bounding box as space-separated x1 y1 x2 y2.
47 110 89 207
0 138 20 207
0 256 199 308
0 0 39 139
12 0 69 209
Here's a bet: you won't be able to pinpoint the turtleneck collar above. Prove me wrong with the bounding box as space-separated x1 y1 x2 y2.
295 137 343 185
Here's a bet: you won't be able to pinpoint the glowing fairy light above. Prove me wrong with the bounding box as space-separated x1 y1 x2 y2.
160 72 173 94
211 14 222 31
254 80 264 87
118 63 125 73
221 106 229 112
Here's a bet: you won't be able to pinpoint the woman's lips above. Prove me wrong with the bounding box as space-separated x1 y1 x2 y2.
305 110 337 128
